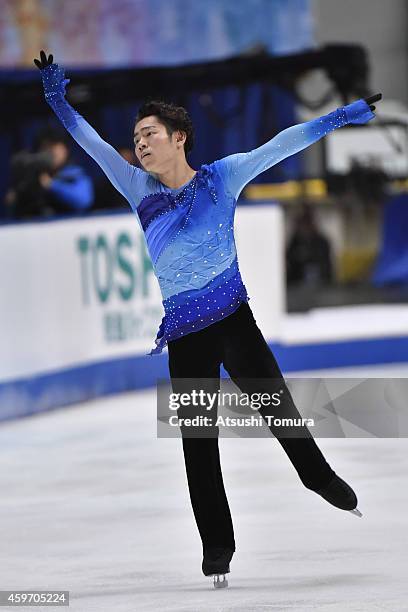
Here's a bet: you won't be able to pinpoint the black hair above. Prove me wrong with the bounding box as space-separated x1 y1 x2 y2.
135 100 194 155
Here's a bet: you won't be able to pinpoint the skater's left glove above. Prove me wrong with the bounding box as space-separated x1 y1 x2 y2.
343 92 382 125
364 93 382 112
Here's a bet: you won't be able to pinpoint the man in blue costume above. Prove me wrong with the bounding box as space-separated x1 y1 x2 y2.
35 51 381 586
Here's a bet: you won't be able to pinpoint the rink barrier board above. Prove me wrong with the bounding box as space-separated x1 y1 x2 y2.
1 334 408 422
0 205 284 384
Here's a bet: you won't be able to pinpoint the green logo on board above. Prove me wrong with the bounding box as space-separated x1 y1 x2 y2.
77 231 154 305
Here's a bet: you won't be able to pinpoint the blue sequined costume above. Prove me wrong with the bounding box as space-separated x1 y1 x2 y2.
39 63 375 355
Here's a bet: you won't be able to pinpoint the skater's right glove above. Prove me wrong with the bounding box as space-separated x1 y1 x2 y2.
34 49 71 100
34 50 79 131
33 49 53 70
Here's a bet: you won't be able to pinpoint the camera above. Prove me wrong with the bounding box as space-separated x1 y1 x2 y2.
9 150 54 218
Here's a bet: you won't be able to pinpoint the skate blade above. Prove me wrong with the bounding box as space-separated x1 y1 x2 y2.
213 574 228 588
349 508 363 518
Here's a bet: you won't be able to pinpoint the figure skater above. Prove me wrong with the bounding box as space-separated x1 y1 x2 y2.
34 51 381 588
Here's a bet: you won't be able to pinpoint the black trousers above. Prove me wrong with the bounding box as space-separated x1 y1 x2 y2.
167 302 335 557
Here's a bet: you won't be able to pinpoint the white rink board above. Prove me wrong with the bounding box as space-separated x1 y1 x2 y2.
0 206 284 382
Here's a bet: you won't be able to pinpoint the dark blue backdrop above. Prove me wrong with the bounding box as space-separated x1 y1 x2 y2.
0 81 300 218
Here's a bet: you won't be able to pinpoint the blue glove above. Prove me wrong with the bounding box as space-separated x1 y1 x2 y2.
34 50 78 130
343 93 382 125
41 64 71 99
34 50 70 99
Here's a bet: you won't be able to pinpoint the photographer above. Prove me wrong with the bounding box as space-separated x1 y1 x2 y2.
286 206 333 287
6 127 94 219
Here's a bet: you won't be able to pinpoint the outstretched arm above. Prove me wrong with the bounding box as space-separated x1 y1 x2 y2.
214 95 382 201
34 51 145 216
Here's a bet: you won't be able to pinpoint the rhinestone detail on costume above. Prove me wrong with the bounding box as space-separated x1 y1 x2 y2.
139 165 249 355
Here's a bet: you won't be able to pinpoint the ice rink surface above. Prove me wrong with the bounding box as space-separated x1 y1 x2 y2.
1 364 408 612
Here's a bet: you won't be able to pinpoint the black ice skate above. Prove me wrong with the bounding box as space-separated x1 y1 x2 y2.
316 474 362 517
202 547 233 588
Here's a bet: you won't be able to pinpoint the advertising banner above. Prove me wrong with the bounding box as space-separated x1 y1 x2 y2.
0 205 284 384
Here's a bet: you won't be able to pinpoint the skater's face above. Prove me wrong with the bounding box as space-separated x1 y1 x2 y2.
134 116 187 173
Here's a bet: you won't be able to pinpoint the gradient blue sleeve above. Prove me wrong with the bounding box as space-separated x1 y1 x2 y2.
214 100 375 201
39 63 146 219
48 166 94 210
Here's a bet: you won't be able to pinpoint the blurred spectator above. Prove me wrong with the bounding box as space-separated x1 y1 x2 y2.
286 206 333 286
93 146 137 210
6 127 93 219
327 161 389 208
348 160 389 206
